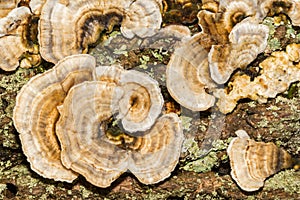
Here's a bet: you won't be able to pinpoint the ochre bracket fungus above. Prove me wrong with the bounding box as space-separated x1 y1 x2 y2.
258 0 300 25
13 53 182 187
13 54 97 182
0 6 31 71
0 0 20 18
29 0 47 16
114 70 164 133
39 0 162 63
227 130 294 192
218 0 258 33
166 0 300 113
214 43 300 114
166 33 216 111
56 80 183 187
208 18 269 84
96 65 164 133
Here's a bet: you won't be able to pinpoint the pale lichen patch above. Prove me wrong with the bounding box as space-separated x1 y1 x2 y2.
264 170 300 194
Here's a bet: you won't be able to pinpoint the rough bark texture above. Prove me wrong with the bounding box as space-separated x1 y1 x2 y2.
1 1 300 199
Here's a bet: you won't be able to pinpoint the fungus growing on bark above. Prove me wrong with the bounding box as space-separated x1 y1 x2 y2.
214 43 300 114
56 80 183 187
114 69 164 133
198 0 257 44
96 65 164 133
38 0 162 63
208 18 269 84
0 0 20 18
228 130 294 192
258 0 300 25
13 54 97 182
0 6 31 71
166 33 216 111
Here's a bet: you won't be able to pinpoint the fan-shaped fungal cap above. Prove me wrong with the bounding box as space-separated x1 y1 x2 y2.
13 54 97 182
0 0 20 18
95 65 163 133
218 0 258 32
56 81 183 187
56 81 123 188
214 43 300 114
166 33 216 111
198 0 257 45
29 0 46 15
258 0 300 25
114 70 164 133
127 113 183 184
121 0 162 38
95 64 124 83
0 6 31 71
208 18 269 84
227 130 293 191
39 0 162 63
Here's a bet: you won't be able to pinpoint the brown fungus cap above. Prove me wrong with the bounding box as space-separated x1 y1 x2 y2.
113 70 164 133
198 0 257 45
0 6 31 71
96 65 164 133
258 0 300 25
56 81 123 187
218 0 258 32
208 18 269 84
56 80 183 187
166 33 216 111
39 0 162 63
13 54 97 182
214 43 300 114
29 0 47 15
227 130 293 192
0 0 20 18
127 113 183 185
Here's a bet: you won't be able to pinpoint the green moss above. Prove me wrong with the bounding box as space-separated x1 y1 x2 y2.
181 139 229 173
80 185 93 199
268 38 282 51
0 67 41 149
262 17 277 35
264 170 300 194
180 115 193 131
182 151 219 173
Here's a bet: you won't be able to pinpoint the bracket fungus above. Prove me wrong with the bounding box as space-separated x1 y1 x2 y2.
96 65 164 133
55 80 183 187
218 0 258 32
0 6 32 71
39 0 162 63
227 130 294 192
166 33 216 111
214 43 300 114
114 70 164 133
0 0 20 18
29 0 47 15
208 18 269 84
13 54 97 182
13 52 182 187
258 0 300 25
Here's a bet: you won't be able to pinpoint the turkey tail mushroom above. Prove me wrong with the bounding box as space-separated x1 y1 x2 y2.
13 54 97 182
227 130 294 192
38 0 162 63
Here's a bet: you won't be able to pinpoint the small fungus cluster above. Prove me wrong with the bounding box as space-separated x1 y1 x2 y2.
166 0 300 113
228 130 295 192
215 43 300 113
13 54 184 187
0 0 162 70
